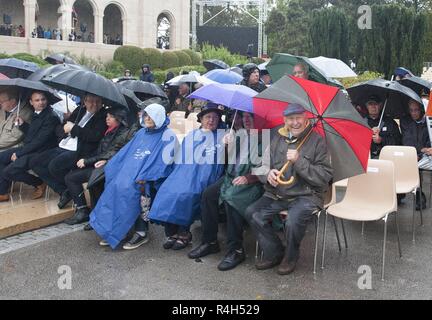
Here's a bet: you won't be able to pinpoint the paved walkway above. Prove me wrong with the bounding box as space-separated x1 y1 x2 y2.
1 191 432 300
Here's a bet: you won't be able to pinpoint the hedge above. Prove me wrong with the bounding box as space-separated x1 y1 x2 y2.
142 48 162 69
161 51 179 70
174 51 192 67
182 49 202 65
113 46 146 75
12 52 49 67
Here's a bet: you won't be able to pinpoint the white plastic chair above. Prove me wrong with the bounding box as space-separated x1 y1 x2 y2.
379 146 422 242
321 159 400 281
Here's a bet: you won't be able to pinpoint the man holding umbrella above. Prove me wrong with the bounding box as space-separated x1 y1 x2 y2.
364 95 401 159
0 91 59 202
245 103 333 275
30 94 107 209
0 89 33 151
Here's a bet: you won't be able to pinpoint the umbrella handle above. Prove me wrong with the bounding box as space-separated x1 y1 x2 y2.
14 98 21 127
378 97 388 129
276 128 314 186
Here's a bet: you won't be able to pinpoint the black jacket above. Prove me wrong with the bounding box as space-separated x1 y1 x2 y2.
400 117 430 157
16 106 60 157
83 125 130 166
57 106 107 158
239 79 267 93
366 116 401 158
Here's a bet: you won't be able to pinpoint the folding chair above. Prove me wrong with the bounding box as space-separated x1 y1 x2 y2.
321 159 400 281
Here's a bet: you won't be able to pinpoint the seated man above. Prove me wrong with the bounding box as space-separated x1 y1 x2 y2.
0 89 33 151
0 91 59 202
401 99 429 210
29 94 107 209
365 95 401 158
245 104 332 275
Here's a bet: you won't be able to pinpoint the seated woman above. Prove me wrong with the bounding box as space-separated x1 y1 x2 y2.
63 107 131 225
189 112 264 271
90 104 178 249
149 105 225 250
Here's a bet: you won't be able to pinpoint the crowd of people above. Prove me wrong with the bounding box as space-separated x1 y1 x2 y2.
0 60 430 275
0 24 25 37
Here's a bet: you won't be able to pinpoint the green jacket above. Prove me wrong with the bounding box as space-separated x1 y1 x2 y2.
219 130 264 216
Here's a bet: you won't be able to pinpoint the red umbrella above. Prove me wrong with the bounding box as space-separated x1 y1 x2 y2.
0 72 9 80
253 75 372 182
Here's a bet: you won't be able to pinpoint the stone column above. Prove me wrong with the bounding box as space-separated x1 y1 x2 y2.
59 6 72 41
23 0 36 38
94 14 104 44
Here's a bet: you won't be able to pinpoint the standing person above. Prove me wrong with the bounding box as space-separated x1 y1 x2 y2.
30 94 107 209
245 104 332 275
0 89 33 151
240 63 267 93
149 105 225 251
0 91 59 202
90 104 178 249
140 64 155 83
364 95 401 159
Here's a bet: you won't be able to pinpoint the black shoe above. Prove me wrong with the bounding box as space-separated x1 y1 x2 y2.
123 232 149 250
172 232 192 250
58 190 72 209
163 236 177 249
217 249 246 271
64 208 90 225
83 223 93 231
188 242 220 259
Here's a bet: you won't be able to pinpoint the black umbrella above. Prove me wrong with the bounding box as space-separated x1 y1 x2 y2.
27 63 89 81
45 53 77 65
399 76 431 96
347 79 423 121
0 58 39 79
0 78 62 105
117 86 142 125
118 80 168 100
203 59 229 71
41 69 128 108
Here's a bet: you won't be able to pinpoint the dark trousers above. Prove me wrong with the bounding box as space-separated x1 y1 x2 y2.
164 223 190 237
0 148 43 194
30 147 77 195
65 168 93 208
200 177 224 244
225 202 247 251
245 195 317 263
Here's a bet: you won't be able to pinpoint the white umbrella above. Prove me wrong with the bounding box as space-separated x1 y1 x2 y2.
309 56 357 78
167 74 215 86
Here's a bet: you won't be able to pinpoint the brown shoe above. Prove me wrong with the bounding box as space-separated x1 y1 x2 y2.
277 256 297 275
32 183 47 200
255 255 283 270
0 194 10 202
